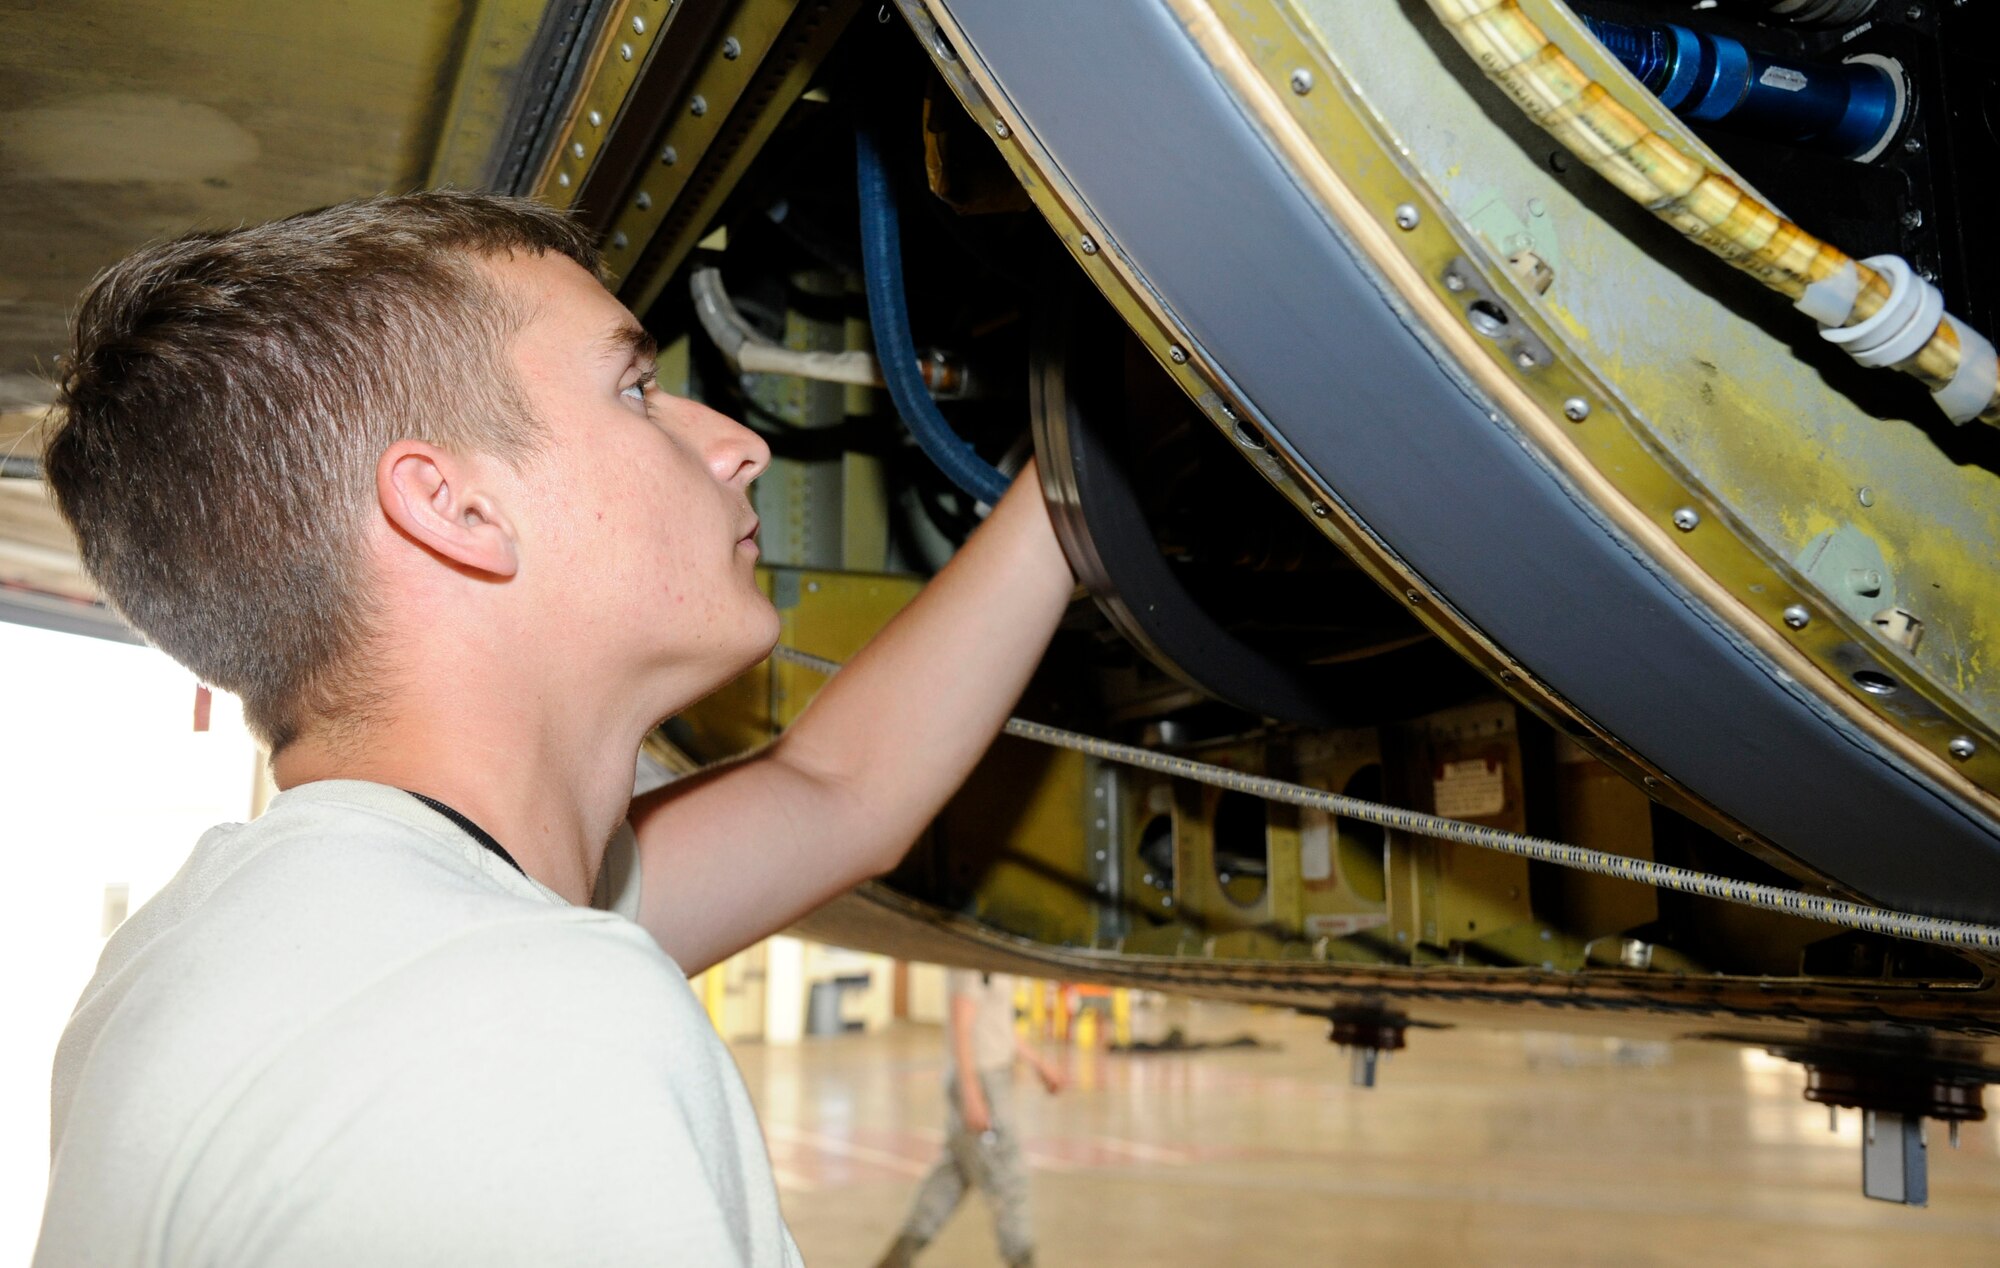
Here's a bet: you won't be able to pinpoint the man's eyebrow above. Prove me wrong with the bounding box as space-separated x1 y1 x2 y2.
596 322 659 367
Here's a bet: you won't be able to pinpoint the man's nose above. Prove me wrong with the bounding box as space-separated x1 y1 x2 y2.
699 404 771 487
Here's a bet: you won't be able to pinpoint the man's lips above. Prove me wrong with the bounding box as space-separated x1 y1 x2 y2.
738 518 760 546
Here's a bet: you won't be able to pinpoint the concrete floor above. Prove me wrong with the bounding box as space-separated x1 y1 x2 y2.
732 1004 2000 1267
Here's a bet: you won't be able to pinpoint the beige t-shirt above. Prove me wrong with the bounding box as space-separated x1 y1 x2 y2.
36 780 802 1267
946 969 1017 1073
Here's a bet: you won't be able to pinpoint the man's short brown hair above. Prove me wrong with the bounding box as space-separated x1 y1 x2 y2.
45 190 600 751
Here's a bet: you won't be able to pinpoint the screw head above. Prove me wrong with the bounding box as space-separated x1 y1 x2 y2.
610 231 629 251
1168 345 1188 364
1949 736 1977 760
722 36 742 59
1904 135 1924 154
619 41 634 60
556 172 572 188
1514 350 1537 370
1443 273 1466 293
632 15 646 34
689 95 708 117
1858 485 1875 507
1394 203 1421 230
1783 605 1812 630
1562 397 1591 422
1310 500 1330 518
1290 68 1314 94
994 120 1010 139
1079 235 1098 255
570 140 587 158
1672 507 1700 531
588 110 603 127
1901 208 1925 231
635 191 652 210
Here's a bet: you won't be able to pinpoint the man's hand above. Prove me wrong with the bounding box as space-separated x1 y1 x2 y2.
961 1082 994 1135
1034 1059 1066 1096
628 461 1074 973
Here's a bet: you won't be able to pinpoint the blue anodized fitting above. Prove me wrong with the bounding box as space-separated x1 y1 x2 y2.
1580 15 1902 161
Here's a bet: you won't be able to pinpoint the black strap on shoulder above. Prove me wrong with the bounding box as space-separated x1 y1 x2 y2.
406 791 526 878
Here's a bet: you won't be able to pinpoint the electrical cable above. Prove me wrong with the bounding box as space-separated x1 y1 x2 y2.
770 643 2000 950
855 125 1013 504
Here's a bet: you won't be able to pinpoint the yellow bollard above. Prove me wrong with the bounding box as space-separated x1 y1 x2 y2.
1028 979 1048 1037
1112 988 1132 1049
1076 1006 1098 1049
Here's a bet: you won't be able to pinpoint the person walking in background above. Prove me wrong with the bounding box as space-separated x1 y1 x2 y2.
878 971 1064 1268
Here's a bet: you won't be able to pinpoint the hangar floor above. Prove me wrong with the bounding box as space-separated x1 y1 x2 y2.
733 1004 2000 1267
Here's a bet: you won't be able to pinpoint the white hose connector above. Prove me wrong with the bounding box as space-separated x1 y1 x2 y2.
1798 255 1997 423
1818 255 1943 368
1934 324 2000 427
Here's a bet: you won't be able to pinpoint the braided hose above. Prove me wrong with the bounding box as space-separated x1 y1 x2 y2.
769 645 2000 949
1423 0 2000 427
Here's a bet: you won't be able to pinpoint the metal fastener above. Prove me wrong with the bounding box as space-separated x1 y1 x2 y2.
1672 507 1700 531
1168 345 1187 364
722 36 742 59
1783 605 1812 629
1406 589 1425 604
571 140 587 158
1903 135 1923 155
636 191 652 211
1393 203 1421 230
1858 485 1875 507
1949 736 1977 760
689 95 708 117
1290 68 1314 94
1310 501 1330 518
660 145 678 165
611 231 629 251
632 15 646 34
1562 397 1590 422
619 42 634 60
588 110 604 127
1079 235 1098 255
1901 208 1925 231
557 172 572 187
1514 350 1537 370
994 120 1010 139
1443 272 1466 292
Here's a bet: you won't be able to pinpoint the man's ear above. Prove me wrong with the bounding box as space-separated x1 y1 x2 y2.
375 441 521 579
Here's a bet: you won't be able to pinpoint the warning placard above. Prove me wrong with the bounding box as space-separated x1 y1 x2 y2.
1433 758 1506 819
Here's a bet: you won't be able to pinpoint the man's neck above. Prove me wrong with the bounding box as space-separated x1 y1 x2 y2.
272 681 648 906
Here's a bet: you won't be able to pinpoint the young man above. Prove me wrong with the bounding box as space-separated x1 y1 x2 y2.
34 191 1074 1265
878 972 1065 1268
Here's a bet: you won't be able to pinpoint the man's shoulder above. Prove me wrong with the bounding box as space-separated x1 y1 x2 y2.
52 782 675 1159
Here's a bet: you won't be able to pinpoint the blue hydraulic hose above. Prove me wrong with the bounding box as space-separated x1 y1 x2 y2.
855 125 1012 507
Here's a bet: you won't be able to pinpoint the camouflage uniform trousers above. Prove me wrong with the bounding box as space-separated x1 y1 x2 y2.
897 1068 1034 1266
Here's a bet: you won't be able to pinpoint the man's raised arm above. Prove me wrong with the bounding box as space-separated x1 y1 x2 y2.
629 459 1074 973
